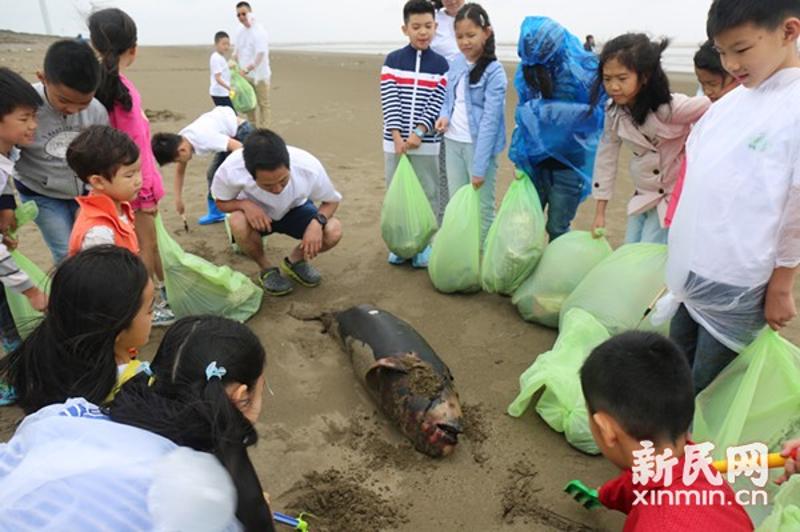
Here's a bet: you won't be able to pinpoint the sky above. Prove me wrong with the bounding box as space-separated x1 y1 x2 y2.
2 0 713 46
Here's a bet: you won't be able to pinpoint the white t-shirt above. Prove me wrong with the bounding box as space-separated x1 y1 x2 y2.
209 51 231 97
81 214 132 251
211 146 342 221
179 106 238 155
445 73 472 143
432 10 460 63
234 16 271 83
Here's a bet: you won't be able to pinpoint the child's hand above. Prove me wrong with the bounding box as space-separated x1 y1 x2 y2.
591 213 606 239
229 89 236 100
471 176 484 189
435 117 449 133
175 197 185 216
23 286 47 312
2 234 18 251
0 209 16 235
242 201 272 233
776 439 800 485
406 133 422 151
393 137 406 155
765 269 798 330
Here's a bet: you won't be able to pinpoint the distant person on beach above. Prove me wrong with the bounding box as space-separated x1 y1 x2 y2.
431 0 464 62
381 0 448 268
589 34 710 244
583 34 596 53
212 129 343 296
233 1 271 128
14 39 108 265
210 31 234 109
152 106 253 225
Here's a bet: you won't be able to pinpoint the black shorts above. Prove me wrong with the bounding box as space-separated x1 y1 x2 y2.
261 200 318 240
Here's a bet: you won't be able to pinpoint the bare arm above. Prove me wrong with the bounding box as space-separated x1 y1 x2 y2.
174 161 188 214
214 72 232 92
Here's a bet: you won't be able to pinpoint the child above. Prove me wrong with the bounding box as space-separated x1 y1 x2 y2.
65 125 141 256
580 332 753 531
212 129 343 296
0 68 49 364
434 3 506 244
89 8 174 327
110 316 275 531
590 34 710 244
210 31 234 109
662 0 800 394
0 245 152 414
151 106 253 225
14 39 108 264
381 0 449 267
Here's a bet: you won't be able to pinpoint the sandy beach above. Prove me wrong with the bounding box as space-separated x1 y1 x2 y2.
2 30 799 531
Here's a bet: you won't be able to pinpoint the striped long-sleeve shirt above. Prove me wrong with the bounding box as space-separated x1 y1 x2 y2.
381 44 448 156
0 150 33 293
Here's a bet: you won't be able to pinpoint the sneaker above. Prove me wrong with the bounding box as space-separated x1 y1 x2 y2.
152 306 176 327
411 245 432 269
387 252 406 265
0 379 16 406
260 267 294 296
280 257 321 288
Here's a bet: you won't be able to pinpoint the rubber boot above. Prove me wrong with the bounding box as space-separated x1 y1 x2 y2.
198 196 226 225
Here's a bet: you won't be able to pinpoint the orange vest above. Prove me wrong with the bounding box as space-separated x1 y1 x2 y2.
68 193 139 257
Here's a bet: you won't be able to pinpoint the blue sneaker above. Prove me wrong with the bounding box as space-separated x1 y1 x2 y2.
0 380 16 406
387 252 406 265
412 245 432 269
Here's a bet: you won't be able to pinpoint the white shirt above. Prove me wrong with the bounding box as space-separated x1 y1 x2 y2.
234 15 271 83
180 107 238 155
212 146 342 221
81 214 132 252
432 10 460 63
209 51 231 97
445 70 472 143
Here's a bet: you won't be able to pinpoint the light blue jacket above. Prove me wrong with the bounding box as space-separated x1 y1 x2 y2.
439 55 507 178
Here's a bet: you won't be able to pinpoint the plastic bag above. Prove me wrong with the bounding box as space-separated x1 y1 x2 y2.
230 66 257 114
428 185 481 293
507 308 609 454
512 231 612 327
480 171 546 295
757 476 800 532
155 214 263 321
559 243 668 335
380 155 438 259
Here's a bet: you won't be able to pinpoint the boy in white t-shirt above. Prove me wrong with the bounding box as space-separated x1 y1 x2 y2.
212 129 343 296
152 106 253 225
209 31 233 109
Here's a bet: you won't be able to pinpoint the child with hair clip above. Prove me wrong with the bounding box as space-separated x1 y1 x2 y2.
88 8 174 327
0 245 153 414
435 2 507 243
590 34 711 244
109 315 276 531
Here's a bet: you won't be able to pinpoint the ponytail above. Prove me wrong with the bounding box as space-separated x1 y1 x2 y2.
88 8 137 112
455 3 498 85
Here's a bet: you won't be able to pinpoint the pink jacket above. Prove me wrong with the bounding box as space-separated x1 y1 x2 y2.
591 93 710 226
109 74 165 211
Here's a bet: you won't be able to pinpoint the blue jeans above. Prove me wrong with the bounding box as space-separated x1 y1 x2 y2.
625 209 668 244
532 166 584 241
18 192 79 264
206 121 255 194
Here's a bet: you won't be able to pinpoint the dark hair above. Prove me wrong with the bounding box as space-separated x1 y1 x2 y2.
523 65 554 99
586 34 594 40
214 31 230 43
243 128 290 176
591 33 672 125
88 8 138 112
580 332 694 444
151 132 183 166
403 0 436 23
236 1 251 9
109 316 271 531
67 125 140 183
43 39 101 94
0 246 150 415
429 0 444 9
707 0 800 39
693 40 727 77
0 68 42 120
456 3 498 84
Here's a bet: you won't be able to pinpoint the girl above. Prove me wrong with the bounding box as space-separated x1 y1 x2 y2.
88 8 174 327
435 3 507 243
109 316 275 531
590 34 710 244
0 245 153 414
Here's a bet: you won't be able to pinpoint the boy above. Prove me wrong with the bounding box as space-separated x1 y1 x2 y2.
694 40 738 102
210 31 234 109
65 125 141 256
663 0 800 394
381 0 448 267
151 106 253 225
14 39 108 265
211 129 343 296
580 332 753 531
0 68 49 366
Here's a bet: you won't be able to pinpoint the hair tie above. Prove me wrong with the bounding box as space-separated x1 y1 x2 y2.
205 361 227 381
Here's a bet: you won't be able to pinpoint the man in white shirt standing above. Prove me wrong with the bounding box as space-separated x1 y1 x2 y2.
212 130 343 296
233 2 271 128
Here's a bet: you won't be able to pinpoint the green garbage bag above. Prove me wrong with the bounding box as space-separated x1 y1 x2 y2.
230 66 257 114
480 171 546 295
757 476 800 532
380 155 437 259
559 243 668 335
3 201 50 338
155 214 263 322
428 184 481 293
507 308 609 454
512 231 612 328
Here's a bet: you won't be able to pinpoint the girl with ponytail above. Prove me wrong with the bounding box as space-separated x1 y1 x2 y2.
435 3 507 243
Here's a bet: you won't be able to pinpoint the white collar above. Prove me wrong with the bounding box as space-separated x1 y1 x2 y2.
0 147 19 175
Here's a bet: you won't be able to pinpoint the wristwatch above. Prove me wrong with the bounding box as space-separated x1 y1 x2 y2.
413 126 426 138
314 213 328 227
